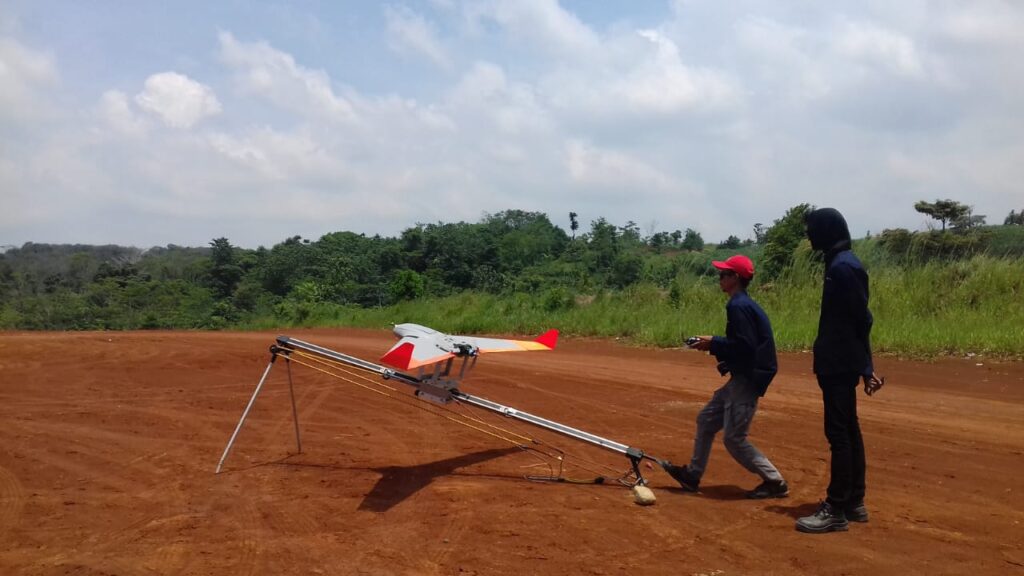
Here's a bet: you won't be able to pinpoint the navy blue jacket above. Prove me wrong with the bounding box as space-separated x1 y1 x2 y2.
813 250 875 377
805 208 874 377
709 291 778 396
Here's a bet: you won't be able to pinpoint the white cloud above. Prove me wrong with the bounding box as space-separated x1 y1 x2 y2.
0 36 59 123
735 16 831 101
385 5 451 69
447 62 549 135
536 28 739 121
835 19 924 78
98 90 147 136
207 131 268 167
471 0 600 56
565 139 674 192
619 29 738 114
206 126 356 186
218 31 356 124
4 4 1024 247
939 1 1024 47
134 72 221 129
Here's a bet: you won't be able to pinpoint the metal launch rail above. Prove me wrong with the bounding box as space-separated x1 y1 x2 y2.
216 336 664 485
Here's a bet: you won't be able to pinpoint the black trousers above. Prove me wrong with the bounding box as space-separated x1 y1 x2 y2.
817 372 866 508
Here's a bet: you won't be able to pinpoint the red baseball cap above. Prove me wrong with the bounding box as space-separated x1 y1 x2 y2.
712 255 754 280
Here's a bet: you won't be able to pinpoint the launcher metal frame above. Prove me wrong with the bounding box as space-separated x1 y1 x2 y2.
216 336 663 485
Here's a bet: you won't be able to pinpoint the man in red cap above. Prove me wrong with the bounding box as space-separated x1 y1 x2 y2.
661 254 788 499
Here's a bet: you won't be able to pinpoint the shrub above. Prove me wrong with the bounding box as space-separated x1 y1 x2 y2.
878 228 913 258
541 287 574 312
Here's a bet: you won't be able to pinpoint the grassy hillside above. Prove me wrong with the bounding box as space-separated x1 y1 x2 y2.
5 219 1023 358
242 248 1024 357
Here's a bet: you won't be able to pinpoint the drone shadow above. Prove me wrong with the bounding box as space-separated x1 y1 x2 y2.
358 447 520 512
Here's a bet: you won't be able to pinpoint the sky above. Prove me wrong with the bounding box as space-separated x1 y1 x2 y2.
2 0 1023 249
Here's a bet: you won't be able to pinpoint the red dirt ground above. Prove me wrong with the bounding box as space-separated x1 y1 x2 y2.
1 329 1022 575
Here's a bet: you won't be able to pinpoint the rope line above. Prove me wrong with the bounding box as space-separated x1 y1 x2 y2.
291 350 398 391
290 350 538 445
281 349 633 485
284 354 530 449
448 398 628 483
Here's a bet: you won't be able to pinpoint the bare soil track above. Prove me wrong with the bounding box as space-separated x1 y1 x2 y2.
1 330 1022 575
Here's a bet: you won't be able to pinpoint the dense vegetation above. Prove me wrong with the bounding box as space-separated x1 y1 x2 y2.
3 207 1023 357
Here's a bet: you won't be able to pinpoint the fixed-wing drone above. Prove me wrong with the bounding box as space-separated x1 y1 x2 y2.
216 324 665 498
376 323 559 404
381 323 559 370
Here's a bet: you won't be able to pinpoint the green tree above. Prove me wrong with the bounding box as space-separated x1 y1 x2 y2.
610 251 643 288
878 228 913 258
389 269 424 301
260 236 313 296
761 203 813 279
67 253 97 291
400 227 426 272
0 257 14 304
718 235 742 249
485 210 568 273
914 199 971 232
752 223 767 245
681 228 704 251
586 218 619 271
1006 209 1024 226
569 212 579 239
952 213 986 231
207 238 243 299
619 221 642 246
648 231 671 252
420 221 493 289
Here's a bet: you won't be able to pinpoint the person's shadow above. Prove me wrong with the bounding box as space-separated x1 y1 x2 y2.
659 484 750 500
695 484 749 500
358 447 519 512
765 502 820 519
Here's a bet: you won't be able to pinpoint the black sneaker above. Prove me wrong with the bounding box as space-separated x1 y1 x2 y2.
845 502 869 523
747 479 789 499
795 501 849 533
661 462 699 492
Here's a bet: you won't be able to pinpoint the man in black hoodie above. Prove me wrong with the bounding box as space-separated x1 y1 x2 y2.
797 208 884 534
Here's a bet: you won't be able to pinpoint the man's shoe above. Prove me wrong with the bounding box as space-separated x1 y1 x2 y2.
845 502 869 523
795 501 849 533
661 462 699 492
747 479 789 499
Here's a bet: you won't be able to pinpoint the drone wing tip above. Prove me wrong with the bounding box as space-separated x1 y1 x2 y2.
534 329 559 350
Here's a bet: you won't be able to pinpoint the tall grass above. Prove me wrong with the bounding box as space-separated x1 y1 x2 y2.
240 252 1024 358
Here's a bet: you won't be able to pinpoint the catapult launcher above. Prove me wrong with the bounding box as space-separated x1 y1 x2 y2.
217 325 666 491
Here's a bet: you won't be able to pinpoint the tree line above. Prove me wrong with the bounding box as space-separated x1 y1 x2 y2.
1 204 1021 331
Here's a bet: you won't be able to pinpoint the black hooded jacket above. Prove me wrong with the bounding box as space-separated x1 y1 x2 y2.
805 208 874 377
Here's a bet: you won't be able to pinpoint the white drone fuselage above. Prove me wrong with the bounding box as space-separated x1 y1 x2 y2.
392 323 478 356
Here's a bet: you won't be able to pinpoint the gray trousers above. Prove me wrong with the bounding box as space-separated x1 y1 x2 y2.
688 374 783 483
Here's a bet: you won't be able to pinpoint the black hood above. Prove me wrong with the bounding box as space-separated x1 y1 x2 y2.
805 208 851 253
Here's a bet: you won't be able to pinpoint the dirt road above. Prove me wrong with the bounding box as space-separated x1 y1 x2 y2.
1 330 1022 575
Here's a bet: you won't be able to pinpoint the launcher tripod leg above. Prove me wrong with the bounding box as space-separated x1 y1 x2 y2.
628 452 646 487
216 353 282 474
285 358 302 454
